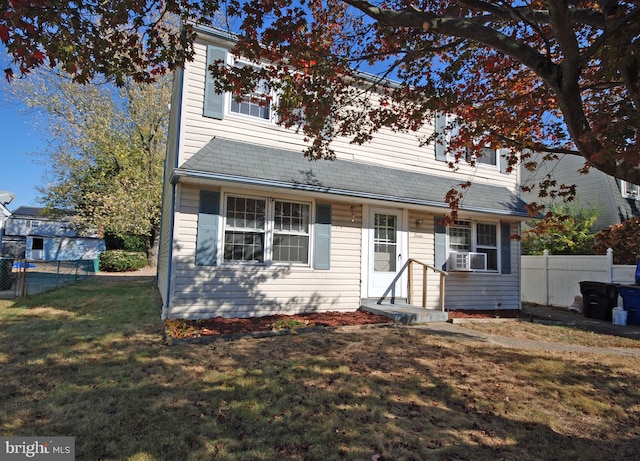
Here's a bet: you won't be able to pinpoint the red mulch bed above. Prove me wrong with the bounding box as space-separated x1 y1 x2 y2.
167 309 530 338
174 310 393 337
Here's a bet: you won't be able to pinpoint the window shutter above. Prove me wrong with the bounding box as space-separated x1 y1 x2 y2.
434 216 447 270
499 148 510 174
314 203 331 270
500 222 512 274
203 46 227 119
195 190 220 266
434 113 448 161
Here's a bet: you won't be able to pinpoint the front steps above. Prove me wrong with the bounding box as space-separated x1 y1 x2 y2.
360 299 448 324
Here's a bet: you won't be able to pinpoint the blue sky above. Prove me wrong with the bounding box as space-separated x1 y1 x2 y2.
0 95 47 211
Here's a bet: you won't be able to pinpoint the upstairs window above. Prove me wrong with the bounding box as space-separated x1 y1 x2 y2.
622 181 639 199
474 147 498 167
229 62 272 121
434 113 507 172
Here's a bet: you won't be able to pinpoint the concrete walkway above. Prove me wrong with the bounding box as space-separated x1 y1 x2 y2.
408 304 640 356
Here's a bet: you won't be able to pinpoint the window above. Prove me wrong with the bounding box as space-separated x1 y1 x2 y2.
223 195 311 265
373 213 398 272
224 196 266 263
476 223 498 270
29 220 40 228
448 220 498 271
273 201 310 264
436 114 501 168
229 63 272 121
475 147 498 167
622 181 639 198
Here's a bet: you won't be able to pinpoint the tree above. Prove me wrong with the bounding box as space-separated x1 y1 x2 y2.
2 1 639 213
521 202 599 255
9 70 170 266
593 217 640 264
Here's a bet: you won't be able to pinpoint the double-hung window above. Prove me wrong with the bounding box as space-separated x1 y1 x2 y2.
448 220 498 272
475 147 498 167
229 62 272 121
273 201 310 264
223 195 311 265
224 196 266 263
476 223 498 270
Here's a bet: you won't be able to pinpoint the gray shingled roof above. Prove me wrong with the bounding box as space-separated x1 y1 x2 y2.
174 137 529 217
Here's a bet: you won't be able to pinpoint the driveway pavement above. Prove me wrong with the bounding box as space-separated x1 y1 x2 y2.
411 304 640 357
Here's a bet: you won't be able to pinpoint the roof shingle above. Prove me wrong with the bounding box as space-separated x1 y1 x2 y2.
176 137 529 217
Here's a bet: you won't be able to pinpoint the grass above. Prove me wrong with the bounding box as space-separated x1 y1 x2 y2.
460 320 640 348
1 277 640 460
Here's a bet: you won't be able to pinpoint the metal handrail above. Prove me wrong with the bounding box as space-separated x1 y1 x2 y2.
407 258 448 311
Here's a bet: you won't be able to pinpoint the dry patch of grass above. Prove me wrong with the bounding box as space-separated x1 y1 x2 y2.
2 279 640 460
461 320 640 348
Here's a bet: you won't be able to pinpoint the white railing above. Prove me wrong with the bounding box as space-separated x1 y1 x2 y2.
407 259 448 311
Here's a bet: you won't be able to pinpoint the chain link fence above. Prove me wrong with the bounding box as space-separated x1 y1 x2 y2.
0 258 98 299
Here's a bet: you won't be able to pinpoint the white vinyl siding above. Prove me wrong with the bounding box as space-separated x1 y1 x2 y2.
443 222 520 310
166 186 361 319
179 38 519 193
407 213 520 311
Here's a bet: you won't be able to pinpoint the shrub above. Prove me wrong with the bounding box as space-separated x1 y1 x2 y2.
593 218 640 265
521 203 598 255
99 250 148 272
103 233 149 252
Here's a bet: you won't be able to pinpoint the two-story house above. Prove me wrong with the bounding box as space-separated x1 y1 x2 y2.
157 26 530 321
1 206 105 261
521 153 640 231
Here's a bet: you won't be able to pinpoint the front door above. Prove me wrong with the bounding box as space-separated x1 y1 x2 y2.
367 208 406 299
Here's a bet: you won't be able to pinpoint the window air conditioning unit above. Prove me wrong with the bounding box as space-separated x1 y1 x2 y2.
626 184 639 198
447 251 487 271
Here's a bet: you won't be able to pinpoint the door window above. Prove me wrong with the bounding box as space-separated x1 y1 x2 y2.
373 213 397 272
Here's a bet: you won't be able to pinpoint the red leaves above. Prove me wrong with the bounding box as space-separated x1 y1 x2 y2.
0 24 9 43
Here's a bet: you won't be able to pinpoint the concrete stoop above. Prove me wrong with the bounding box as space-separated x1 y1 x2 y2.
360 300 448 324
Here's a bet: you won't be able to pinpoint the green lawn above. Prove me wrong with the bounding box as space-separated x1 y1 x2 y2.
1 277 640 460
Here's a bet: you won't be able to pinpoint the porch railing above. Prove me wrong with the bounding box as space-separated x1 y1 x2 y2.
407 259 448 311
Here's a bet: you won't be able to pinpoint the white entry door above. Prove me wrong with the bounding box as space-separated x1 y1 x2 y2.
367 208 406 299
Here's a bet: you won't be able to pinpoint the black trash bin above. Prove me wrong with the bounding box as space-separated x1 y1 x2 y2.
579 281 618 321
0 257 12 290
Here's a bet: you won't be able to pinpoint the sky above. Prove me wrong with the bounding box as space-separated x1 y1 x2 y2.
0 94 48 212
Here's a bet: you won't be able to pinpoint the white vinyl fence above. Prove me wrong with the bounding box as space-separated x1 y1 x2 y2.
521 249 637 308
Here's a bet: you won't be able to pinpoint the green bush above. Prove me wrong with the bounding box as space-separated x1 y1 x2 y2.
521 202 599 255
104 233 148 252
99 250 148 272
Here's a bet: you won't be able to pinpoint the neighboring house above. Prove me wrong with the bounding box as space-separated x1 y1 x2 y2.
157 26 530 320
0 191 14 251
521 153 639 231
1 206 105 261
